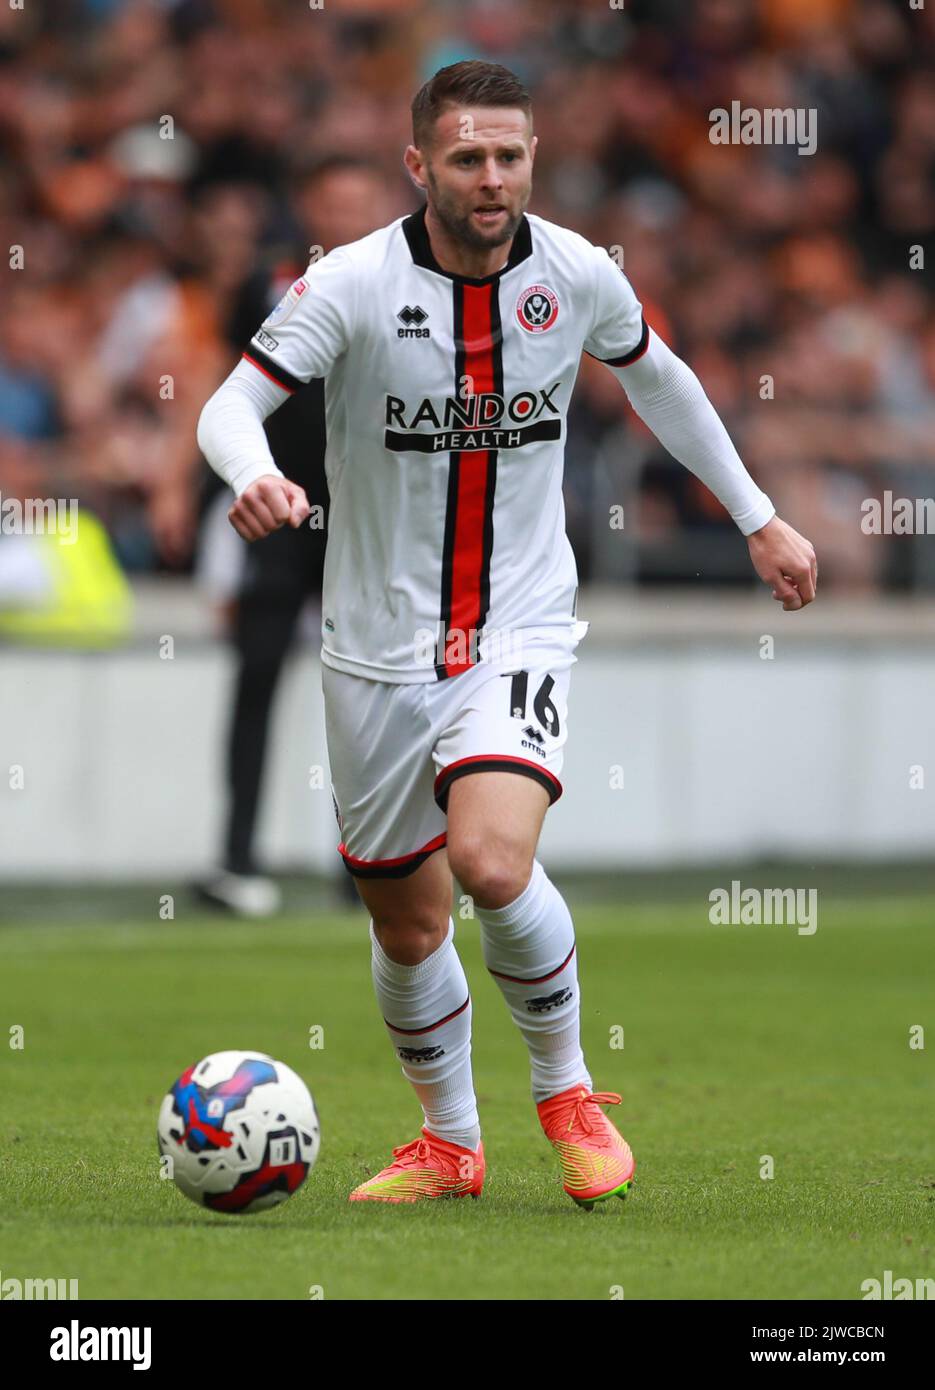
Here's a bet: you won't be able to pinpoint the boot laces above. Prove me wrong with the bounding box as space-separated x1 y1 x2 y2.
390 1137 432 1167
570 1090 621 1137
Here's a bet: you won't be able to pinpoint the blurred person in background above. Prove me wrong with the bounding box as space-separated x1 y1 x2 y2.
4 0 935 597
196 156 398 916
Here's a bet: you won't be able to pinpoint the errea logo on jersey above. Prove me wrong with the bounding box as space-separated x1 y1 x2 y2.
516 284 559 333
397 305 430 338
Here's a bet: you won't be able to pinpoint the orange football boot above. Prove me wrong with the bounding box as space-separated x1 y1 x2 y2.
537 1086 635 1209
349 1128 485 1203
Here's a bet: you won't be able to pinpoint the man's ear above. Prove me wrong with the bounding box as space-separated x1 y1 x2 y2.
529 134 538 165
403 144 427 192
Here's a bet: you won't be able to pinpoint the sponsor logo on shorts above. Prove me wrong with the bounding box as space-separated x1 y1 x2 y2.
521 724 547 758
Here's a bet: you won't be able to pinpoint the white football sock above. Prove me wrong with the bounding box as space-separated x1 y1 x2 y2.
475 859 592 1104
370 917 481 1151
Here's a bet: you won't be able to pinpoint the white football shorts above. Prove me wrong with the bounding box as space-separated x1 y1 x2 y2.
322 624 587 877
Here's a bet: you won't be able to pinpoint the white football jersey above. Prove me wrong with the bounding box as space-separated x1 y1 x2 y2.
243 205 647 683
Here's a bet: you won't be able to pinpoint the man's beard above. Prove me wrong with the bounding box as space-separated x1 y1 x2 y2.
427 174 527 252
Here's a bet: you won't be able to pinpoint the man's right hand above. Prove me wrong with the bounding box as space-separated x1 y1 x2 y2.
228 475 311 541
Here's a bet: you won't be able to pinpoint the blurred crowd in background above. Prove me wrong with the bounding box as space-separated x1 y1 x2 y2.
2 0 935 608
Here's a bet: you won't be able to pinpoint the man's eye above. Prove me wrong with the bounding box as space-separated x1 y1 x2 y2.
456 151 519 165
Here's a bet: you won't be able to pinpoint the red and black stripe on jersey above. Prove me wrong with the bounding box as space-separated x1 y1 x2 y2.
402 206 534 682
436 279 502 680
241 346 303 394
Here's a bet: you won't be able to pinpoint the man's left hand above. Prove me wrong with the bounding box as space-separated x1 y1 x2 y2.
747 515 817 611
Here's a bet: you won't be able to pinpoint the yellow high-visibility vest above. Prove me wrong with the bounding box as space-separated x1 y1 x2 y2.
0 512 133 647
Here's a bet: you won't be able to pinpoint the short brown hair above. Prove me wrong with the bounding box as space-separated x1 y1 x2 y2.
411 61 532 149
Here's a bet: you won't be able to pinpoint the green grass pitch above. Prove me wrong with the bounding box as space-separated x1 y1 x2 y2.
1 889 933 1300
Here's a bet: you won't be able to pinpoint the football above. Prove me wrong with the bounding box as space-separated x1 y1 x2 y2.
157 1051 320 1214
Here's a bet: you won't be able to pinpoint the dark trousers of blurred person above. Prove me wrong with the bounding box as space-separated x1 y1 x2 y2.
193 156 393 915
198 376 357 915
224 521 319 894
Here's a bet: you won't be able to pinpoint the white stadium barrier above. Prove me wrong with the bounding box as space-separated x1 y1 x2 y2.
1 585 933 880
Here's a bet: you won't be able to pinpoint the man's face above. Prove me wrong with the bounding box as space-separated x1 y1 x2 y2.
410 106 536 252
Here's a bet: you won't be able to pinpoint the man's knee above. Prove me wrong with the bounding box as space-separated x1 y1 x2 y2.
447 837 533 910
371 911 449 965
